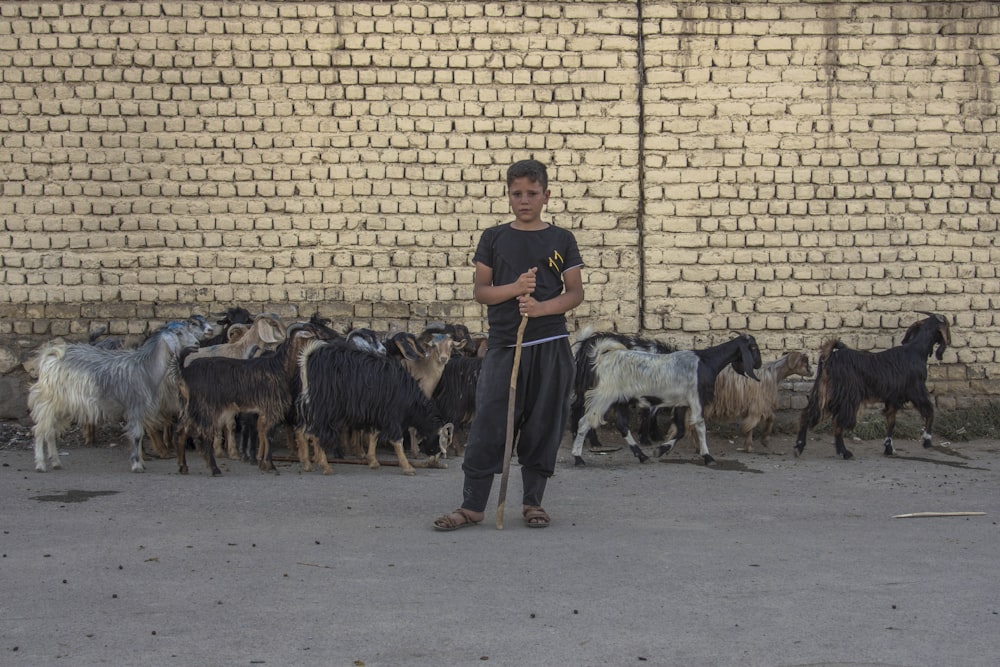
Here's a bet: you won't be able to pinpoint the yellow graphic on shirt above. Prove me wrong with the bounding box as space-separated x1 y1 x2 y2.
546 250 564 276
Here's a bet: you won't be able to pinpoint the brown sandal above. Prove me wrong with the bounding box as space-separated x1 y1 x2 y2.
433 508 482 532
523 506 551 528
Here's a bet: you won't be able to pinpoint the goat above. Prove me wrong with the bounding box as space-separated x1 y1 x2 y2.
385 329 456 456
175 322 320 474
346 327 386 355
87 325 125 350
408 329 455 397
423 322 478 357
183 313 286 368
28 320 206 473
704 351 813 452
231 314 347 465
570 328 678 454
296 340 453 476
431 355 482 456
570 334 762 466
182 313 287 459
200 306 254 347
794 312 951 460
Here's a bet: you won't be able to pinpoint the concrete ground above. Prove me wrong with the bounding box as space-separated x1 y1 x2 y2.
1 425 998 667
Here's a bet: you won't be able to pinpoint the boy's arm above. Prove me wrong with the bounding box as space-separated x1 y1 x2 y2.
518 265 584 318
473 262 537 306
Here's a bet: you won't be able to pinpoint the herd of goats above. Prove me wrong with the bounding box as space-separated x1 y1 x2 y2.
24 306 953 477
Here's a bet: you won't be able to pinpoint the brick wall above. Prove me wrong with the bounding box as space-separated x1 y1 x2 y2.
1 1 998 408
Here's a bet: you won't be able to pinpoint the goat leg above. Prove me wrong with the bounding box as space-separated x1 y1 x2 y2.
128 428 146 473
655 408 686 459
256 418 276 472
912 393 936 450
691 419 716 466
570 423 589 466
833 424 854 460
621 430 650 463
202 440 222 476
388 438 416 476
882 405 898 456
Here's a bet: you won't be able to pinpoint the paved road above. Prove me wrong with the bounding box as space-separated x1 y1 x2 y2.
2 429 998 667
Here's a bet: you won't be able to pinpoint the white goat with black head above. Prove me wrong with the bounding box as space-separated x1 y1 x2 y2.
794 312 951 460
28 319 209 473
570 327 678 453
570 333 762 466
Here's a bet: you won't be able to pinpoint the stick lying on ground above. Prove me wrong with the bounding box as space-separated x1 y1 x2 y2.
892 511 986 519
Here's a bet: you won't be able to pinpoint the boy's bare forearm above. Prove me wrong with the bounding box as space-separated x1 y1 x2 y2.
474 282 525 306
531 289 584 317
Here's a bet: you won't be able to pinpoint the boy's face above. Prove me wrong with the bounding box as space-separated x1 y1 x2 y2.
507 176 550 225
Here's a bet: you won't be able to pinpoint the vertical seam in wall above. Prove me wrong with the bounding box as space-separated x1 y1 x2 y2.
636 0 647 331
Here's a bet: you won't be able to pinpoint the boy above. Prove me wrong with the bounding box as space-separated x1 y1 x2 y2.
433 159 584 530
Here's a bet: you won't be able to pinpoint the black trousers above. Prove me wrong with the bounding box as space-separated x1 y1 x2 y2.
460 337 574 512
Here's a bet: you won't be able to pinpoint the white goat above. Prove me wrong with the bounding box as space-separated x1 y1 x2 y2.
28 320 205 473
704 351 813 452
570 334 762 466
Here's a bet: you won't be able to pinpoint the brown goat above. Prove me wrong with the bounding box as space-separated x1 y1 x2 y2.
704 351 813 452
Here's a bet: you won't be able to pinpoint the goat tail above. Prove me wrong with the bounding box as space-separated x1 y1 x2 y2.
571 325 595 357
28 344 101 437
588 337 628 362
799 339 841 429
296 338 329 407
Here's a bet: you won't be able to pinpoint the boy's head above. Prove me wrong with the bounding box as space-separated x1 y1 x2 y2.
506 159 548 191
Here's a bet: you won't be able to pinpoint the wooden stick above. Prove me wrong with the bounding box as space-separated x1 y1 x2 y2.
496 314 529 530
892 511 986 519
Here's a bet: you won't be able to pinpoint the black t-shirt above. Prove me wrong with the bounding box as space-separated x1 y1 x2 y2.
473 222 583 347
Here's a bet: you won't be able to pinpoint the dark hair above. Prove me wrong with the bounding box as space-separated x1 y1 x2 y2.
506 159 548 190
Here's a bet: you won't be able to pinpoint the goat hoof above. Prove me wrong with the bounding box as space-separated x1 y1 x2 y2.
883 445 895 456
703 455 716 466
211 467 223 476
178 466 189 474
637 453 651 464
842 450 854 460
793 445 803 457
655 443 674 458
573 456 586 466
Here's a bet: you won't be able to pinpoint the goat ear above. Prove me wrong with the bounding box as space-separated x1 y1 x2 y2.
392 335 423 361
257 319 283 345
934 327 950 361
740 336 760 381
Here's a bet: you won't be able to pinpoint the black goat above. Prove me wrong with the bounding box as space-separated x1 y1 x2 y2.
794 312 952 460
570 333 762 466
175 323 320 474
570 328 678 454
431 355 482 456
297 340 452 476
